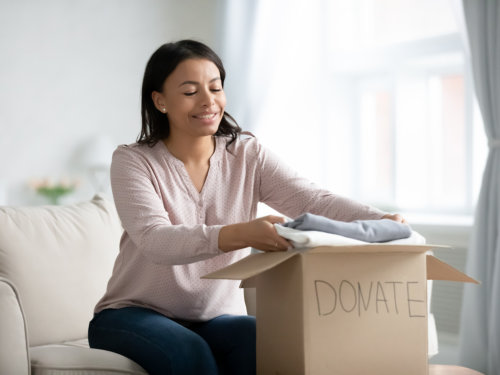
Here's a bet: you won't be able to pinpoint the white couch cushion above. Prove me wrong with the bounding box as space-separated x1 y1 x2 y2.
0 194 123 346
30 340 147 375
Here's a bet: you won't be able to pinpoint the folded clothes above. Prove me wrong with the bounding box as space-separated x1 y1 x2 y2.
274 224 425 249
281 213 412 243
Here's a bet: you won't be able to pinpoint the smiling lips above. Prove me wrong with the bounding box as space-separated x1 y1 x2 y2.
193 112 217 119
192 112 219 123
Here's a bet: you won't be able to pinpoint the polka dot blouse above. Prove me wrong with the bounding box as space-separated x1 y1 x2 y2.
94 135 384 321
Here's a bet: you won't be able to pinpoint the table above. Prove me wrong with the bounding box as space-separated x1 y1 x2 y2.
429 365 484 375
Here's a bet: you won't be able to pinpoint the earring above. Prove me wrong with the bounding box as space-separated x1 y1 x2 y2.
162 108 166 113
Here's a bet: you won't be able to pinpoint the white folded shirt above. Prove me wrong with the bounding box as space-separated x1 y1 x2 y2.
274 224 426 249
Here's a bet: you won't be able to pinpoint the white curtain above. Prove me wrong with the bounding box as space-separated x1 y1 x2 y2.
216 0 261 131
458 1 500 374
216 0 332 188
216 0 328 139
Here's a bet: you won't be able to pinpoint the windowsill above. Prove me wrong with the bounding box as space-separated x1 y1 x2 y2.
402 213 474 228
401 213 474 246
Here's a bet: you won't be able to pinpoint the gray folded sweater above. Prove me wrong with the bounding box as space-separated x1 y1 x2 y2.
281 213 412 243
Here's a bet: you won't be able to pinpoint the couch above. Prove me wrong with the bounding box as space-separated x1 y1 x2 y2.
0 194 147 375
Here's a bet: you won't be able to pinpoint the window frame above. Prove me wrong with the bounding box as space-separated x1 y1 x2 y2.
329 33 479 216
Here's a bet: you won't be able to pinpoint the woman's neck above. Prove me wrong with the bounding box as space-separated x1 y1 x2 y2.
163 134 215 166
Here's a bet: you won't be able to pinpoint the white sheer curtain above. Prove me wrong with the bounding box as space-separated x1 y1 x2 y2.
216 0 261 130
458 1 500 374
217 0 328 139
217 0 330 187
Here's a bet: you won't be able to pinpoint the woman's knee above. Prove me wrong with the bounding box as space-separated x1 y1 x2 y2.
197 315 256 375
158 329 217 375
194 315 256 356
180 330 217 362
212 315 256 343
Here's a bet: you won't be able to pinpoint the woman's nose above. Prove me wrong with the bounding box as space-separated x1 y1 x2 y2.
200 88 215 107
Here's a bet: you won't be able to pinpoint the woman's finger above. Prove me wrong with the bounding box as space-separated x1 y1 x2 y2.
267 216 286 225
264 235 292 252
382 213 407 223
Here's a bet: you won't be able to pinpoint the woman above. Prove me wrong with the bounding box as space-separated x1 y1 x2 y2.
89 40 404 375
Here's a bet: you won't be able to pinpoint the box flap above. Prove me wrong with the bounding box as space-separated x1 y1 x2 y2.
427 255 479 284
202 251 298 280
308 244 442 254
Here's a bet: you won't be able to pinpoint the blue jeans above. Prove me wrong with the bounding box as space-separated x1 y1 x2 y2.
88 307 256 375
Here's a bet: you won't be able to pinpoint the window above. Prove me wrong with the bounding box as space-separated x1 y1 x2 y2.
252 0 487 217
351 44 472 214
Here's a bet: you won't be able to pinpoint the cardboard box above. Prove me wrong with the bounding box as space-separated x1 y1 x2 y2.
203 244 478 375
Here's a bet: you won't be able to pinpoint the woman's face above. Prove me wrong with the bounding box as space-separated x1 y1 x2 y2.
152 58 226 139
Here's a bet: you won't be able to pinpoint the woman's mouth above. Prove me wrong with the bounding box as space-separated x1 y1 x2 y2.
193 112 217 120
192 112 219 124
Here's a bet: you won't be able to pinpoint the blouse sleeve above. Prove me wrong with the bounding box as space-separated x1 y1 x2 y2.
256 141 385 222
110 146 224 266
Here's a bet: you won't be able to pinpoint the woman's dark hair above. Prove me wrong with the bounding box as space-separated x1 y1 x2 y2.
137 40 241 147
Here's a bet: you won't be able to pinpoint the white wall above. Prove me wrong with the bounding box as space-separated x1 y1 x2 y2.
0 0 219 205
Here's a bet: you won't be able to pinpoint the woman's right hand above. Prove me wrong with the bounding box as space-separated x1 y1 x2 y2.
218 215 292 253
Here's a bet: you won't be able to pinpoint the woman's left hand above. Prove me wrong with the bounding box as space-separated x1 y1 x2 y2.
382 213 407 224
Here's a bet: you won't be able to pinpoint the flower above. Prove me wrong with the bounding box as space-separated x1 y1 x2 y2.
29 177 79 205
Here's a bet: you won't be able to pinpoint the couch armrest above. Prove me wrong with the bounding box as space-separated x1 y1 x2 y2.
0 277 30 375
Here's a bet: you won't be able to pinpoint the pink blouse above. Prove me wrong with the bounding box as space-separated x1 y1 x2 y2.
94 135 384 321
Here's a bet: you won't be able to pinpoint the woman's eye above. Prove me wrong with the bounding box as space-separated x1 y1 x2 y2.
184 92 196 96
211 88 222 92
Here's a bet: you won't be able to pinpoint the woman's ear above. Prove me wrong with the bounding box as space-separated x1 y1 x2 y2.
152 91 167 113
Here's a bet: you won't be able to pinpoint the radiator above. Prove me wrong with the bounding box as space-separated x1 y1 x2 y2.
413 222 471 337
